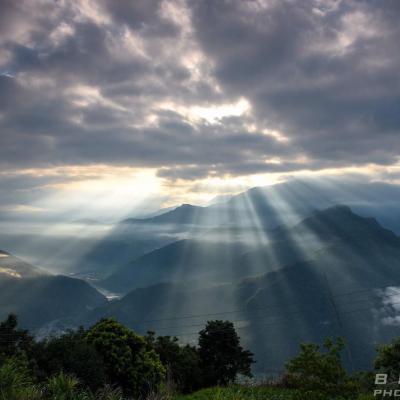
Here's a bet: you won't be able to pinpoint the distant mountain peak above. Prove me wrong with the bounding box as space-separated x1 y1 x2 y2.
303 205 361 223
331 204 351 211
288 204 400 246
179 203 198 208
121 202 205 225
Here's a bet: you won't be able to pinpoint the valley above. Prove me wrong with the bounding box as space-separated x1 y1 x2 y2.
1 180 400 374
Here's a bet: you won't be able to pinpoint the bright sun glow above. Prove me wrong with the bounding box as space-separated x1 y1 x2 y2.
3 161 400 222
26 167 166 221
157 97 251 124
190 97 250 123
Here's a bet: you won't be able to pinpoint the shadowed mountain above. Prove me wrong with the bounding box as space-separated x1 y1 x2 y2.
238 205 400 282
87 206 400 371
2 179 400 281
122 204 208 225
101 239 251 294
86 261 400 372
274 205 399 245
96 180 400 287
120 186 320 231
86 183 329 284
69 231 175 277
121 179 400 234
0 250 106 331
102 205 399 295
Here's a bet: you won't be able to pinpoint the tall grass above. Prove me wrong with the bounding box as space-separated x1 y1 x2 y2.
173 386 375 400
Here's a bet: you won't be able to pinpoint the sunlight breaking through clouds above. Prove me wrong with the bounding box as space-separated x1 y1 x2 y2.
156 97 251 124
0 0 399 222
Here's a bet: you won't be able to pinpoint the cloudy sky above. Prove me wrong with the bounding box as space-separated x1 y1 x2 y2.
0 0 399 220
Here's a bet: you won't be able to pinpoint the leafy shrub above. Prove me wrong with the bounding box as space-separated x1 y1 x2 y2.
285 338 358 398
147 333 203 393
375 336 400 383
94 385 124 400
32 328 106 391
0 356 36 400
86 318 165 397
45 372 82 400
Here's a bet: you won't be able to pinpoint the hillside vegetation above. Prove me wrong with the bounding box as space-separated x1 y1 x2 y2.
1 314 397 400
174 386 374 400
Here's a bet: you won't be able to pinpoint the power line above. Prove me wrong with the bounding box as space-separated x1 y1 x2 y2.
322 269 354 371
129 282 400 329
141 289 399 333
1 282 400 344
165 299 400 339
1 299 400 344
0 284 399 338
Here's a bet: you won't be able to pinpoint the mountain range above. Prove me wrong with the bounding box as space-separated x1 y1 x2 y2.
2 178 400 278
1 180 400 373
85 205 400 371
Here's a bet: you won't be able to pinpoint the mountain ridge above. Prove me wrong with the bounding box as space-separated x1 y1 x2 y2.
0 250 107 331
102 205 399 294
85 206 400 372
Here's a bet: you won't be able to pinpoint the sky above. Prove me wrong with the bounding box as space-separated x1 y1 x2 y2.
0 0 399 221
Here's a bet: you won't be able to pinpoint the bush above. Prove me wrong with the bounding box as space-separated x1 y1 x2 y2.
375 336 400 383
285 338 357 398
32 328 106 391
147 333 203 393
0 356 40 400
45 372 81 400
94 385 124 400
0 314 34 361
86 318 165 397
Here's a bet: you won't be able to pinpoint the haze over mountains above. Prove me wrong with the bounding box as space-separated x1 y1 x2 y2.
87 205 400 371
1 179 400 372
0 251 106 331
1 178 400 277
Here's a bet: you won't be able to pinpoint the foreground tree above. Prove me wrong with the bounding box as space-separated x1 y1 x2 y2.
0 314 34 361
285 338 356 398
147 332 203 393
198 320 254 386
375 336 400 383
32 328 106 391
86 318 165 397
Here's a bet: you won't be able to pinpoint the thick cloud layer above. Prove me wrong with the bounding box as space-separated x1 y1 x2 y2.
0 0 399 183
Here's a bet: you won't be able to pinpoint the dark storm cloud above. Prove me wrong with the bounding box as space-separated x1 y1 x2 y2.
0 0 399 187
101 0 180 37
189 0 400 166
0 76 288 170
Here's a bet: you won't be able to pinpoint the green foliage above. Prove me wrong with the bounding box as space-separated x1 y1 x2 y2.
198 320 254 387
173 386 297 400
375 336 400 383
0 314 378 399
45 372 82 400
94 385 124 400
0 356 40 400
351 371 376 393
285 338 357 399
86 318 165 397
0 314 33 361
32 328 106 391
147 333 203 393
173 386 372 400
